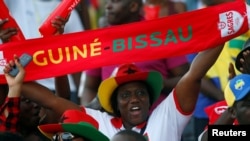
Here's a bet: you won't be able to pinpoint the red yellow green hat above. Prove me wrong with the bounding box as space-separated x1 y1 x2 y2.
98 63 163 114
38 110 109 141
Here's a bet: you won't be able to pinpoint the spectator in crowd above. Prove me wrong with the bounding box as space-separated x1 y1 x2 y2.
189 32 249 141
0 54 26 132
1 55 50 140
0 54 52 141
5 40 225 141
2 0 84 104
0 58 71 140
0 6 74 140
185 0 249 140
79 0 190 114
198 37 250 141
198 74 250 141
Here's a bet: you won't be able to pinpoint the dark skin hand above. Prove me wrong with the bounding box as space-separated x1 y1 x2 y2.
49 15 69 35
0 18 18 43
0 15 69 42
238 50 250 74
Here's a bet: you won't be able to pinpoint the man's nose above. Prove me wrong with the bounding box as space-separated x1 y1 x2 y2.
129 93 140 102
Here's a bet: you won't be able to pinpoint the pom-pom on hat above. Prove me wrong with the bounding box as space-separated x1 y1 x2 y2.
224 74 250 107
98 63 163 113
38 110 109 141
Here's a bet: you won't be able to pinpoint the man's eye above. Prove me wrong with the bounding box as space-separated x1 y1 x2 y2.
121 93 130 98
136 89 147 96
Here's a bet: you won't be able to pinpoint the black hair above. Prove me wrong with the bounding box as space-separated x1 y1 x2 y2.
110 81 154 117
114 129 147 141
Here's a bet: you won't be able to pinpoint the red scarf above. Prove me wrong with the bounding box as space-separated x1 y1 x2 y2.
0 0 249 84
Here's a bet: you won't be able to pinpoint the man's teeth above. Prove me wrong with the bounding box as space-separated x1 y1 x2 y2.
132 107 139 110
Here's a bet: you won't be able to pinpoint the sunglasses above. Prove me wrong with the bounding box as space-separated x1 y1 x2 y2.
52 132 75 141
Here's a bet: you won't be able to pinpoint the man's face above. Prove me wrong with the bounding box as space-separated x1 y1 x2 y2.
19 96 41 128
104 0 134 25
116 81 150 128
234 94 250 124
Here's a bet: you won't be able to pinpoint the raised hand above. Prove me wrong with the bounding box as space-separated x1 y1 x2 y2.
51 15 70 35
0 18 18 43
238 49 250 74
3 54 25 88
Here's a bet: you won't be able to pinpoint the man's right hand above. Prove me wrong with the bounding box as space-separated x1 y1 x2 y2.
0 18 18 43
